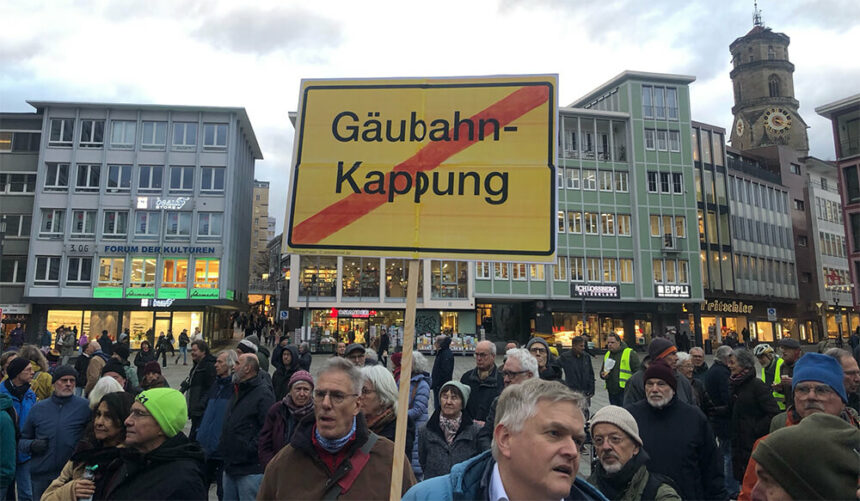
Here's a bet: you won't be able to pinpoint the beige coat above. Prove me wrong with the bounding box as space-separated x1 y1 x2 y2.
84 356 106 396
40 460 86 501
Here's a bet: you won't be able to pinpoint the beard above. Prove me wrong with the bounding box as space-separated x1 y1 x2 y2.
600 457 623 474
647 393 672 409
231 372 241 384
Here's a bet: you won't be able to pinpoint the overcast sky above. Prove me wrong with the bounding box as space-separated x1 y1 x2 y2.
2 0 858 233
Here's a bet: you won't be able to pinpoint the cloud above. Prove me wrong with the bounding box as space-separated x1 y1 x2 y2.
192 6 343 55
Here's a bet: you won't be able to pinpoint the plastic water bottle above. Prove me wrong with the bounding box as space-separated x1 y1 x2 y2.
78 464 98 501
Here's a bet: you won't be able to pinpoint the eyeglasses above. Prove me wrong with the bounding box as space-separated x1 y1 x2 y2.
475 352 493 358
529 347 547 354
361 387 376 395
128 409 153 420
794 384 835 396
592 434 628 447
313 389 359 404
502 370 529 379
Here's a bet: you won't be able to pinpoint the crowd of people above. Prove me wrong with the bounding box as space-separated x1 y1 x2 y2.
2 326 860 501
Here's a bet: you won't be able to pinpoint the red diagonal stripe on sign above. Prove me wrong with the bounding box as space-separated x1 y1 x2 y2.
292 84 549 245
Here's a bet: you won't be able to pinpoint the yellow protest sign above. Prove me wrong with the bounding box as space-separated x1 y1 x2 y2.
286 75 557 261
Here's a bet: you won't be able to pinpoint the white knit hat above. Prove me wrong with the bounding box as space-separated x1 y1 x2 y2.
589 405 643 446
238 338 258 353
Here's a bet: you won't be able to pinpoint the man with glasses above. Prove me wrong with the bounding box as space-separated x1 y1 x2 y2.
825 348 860 412
526 337 562 381
258 357 416 499
477 348 539 450
737 352 860 499
460 340 504 425
218 353 275 501
97 388 207 499
345 343 367 366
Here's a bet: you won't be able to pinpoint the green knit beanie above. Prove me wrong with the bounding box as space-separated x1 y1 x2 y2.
752 412 860 500
136 388 187 438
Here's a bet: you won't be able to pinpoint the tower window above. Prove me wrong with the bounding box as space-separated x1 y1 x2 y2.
768 46 775 60
768 75 781 97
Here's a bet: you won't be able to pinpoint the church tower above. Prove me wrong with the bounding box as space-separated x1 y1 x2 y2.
729 4 809 154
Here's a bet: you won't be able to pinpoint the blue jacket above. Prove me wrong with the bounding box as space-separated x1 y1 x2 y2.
402 450 608 501
0 393 16 489
196 375 233 459
0 380 37 463
19 393 90 478
406 372 431 478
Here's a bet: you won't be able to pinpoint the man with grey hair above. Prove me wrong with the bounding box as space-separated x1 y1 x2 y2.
197 349 238 499
704 344 737 497
403 378 606 501
477 348 539 450
460 340 504 424
297 341 311 371
825 347 860 412
258 357 416 499
690 347 708 382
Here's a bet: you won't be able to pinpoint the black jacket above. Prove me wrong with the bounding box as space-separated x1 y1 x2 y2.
539 357 563 382
378 332 390 355
627 397 726 501
133 349 156 382
431 338 455 391
217 373 275 475
476 396 498 451
558 350 595 396
96 433 207 500
74 354 90 388
298 350 312 371
459 365 504 422
272 345 301 401
730 371 780 481
98 334 113 356
181 353 216 418
371 412 415 461
703 360 732 439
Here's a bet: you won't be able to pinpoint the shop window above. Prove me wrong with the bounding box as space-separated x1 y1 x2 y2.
194 259 219 288
431 260 467 298
98 258 125 287
299 255 337 297
342 257 380 299
386 259 423 298
161 258 188 288
129 258 157 288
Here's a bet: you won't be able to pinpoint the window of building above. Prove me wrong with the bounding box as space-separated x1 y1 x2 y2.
135 211 160 237
570 257 584 281
658 172 669 193
103 210 128 239
475 261 490 279
554 256 568 281
645 129 655 150
583 170 597 190
75 164 100 192
790 163 801 175
672 172 683 194
692 130 700 162
494 262 510 279
0 256 26 283
845 166 860 203
129 258 157 288
666 88 678 120
568 211 582 233
768 75 781 97
70 210 96 238
382 259 424 298
40 209 65 237
615 171 628 192
107 165 131 193
4 214 31 238
161 258 188 288
194 259 220 288
169 166 194 192
110 120 136 148
619 258 634 283
557 211 565 233
164 212 191 238
141 121 167 149
342 257 381 298
0 131 40 152
793 199 805 211
44 163 69 191
201 167 225 193
512 262 527 281
79 119 105 148
601 213 615 235
584 212 599 235
650 215 661 237
530 263 545 280
675 216 686 238
586 257 601 282
656 130 667 151
203 123 228 149
647 171 658 192
653 87 666 119
652 259 663 282
49 118 74 146
96 257 125 287
172 122 198 150
600 171 613 191
617 214 631 236
66 257 92 286
642 86 653 118
35 256 61 284
197 213 223 238
603 258 617 282
138 165 163 193
665 260 677 283
679 260 689 283
668 130 680 152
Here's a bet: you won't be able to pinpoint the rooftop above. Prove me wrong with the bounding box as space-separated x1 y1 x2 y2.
815 94 860 119
570 70 695 108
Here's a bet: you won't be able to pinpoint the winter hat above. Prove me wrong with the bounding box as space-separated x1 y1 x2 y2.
237 338 258 354
143 361 162 376
245 334 261 347
136 388 187 438
101 359 127 378
791 352 847 403
647 338 677 361
391 352 403 368
113 344 130 361
526 337 550 353
644 360 677 392
6 357 30 380
52 365 78 383
589 405 643 446
752 412 860 501
440 381 471 406
345 343 366 356
288 370 314 390
778 338 801 350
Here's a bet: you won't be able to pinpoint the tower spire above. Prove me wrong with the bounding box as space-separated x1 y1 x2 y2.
753 0 763 27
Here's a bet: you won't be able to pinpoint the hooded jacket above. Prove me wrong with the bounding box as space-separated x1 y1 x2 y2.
272 345 300 401
181 353 216 419
431 337 455 392
403 450 607 501
95 433 207 500
196 375 233 459
0 378 37 463
19 393 91 479
0 393 15 490
217 373 275 476
407 372 431 478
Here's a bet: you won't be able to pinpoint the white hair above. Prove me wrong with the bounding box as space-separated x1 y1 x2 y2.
676 351 691 364
491 378 585 460
714 345 733 363
477 340 497 356
220 349 239 373
88 376 124 409
365 348 379 364
361 364 399 414
504 348 539 378
317 357 364 394
411 351 428 374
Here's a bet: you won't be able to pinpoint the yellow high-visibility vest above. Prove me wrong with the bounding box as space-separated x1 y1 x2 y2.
760 356 786 410
605 348 633 388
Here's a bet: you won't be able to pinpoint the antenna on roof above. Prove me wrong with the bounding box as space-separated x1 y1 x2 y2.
753 0 763 27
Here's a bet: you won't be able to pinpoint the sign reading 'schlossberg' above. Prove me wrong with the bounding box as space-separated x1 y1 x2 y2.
285 76 558 261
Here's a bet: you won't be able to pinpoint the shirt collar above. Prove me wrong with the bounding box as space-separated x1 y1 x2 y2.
489 463 565 501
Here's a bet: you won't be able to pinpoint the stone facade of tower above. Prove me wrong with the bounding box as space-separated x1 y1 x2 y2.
729 25 809 155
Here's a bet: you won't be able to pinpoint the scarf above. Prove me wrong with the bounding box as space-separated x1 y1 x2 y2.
366 407 395 434
439 413 462 445
2 378 30 400
593 450 649 500
314 417 356 453
284 394 314 422
730 368 754 388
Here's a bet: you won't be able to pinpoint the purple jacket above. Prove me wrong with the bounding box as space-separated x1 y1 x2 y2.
258 400 309 467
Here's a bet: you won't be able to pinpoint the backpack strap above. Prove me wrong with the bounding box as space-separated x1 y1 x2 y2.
641 471 677 501
321 432 379 500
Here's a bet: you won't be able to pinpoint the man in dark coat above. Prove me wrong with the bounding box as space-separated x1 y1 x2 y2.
691 347 709 382
430 335 454 411
558 336 595 398
459 340 504 424
180 340 216 440
297 342 312 371
704 345 736 496
99 388 207 500
217 353 275 500
98 330 113 357
526 337 563 381
627 360 726 501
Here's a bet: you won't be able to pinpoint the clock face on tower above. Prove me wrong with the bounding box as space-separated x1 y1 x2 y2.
736 117 744 136
763 108 792 134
